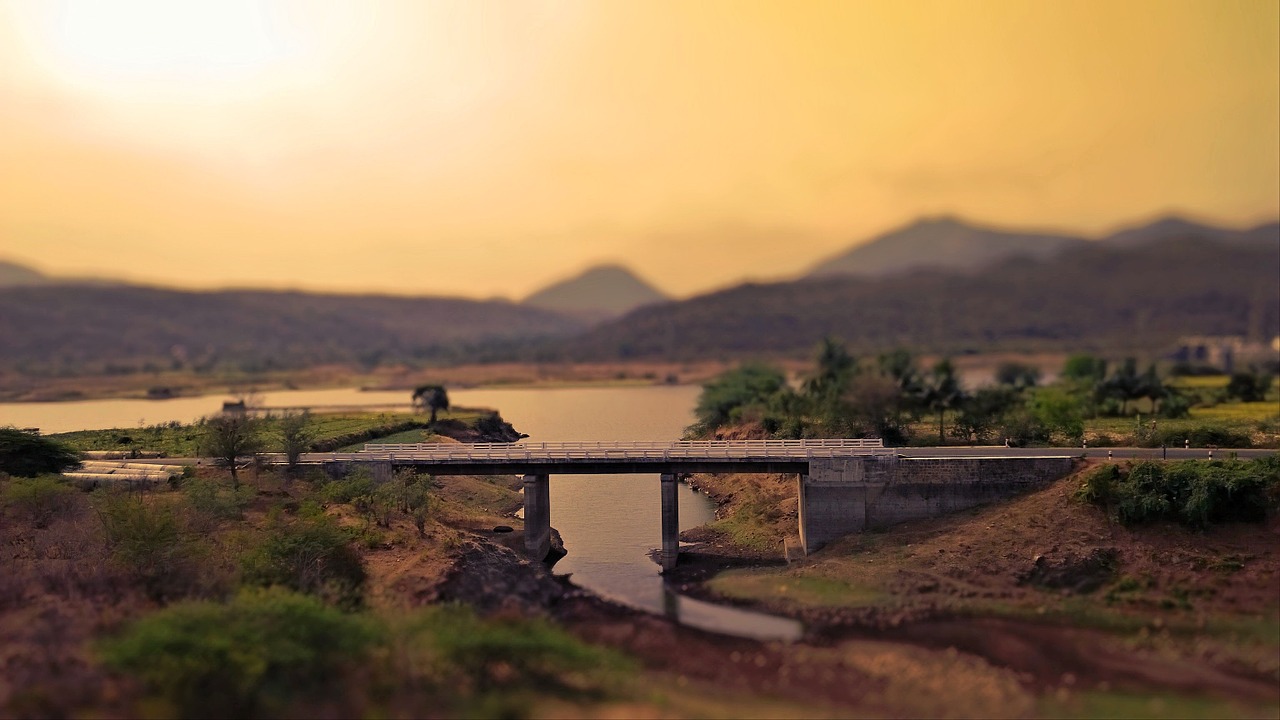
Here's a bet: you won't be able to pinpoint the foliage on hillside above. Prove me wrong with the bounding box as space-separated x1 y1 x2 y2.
562 238 1280 360
687 340 1278 447
1077 458 1280 528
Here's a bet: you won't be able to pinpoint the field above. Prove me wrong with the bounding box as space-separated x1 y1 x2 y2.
47 409 490 457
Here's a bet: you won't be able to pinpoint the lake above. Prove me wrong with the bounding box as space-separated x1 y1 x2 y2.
0 384 802 641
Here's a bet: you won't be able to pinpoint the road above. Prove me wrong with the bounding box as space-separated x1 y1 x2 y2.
133 445 1277 467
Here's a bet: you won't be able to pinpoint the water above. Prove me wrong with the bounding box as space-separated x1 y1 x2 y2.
0 385 802 641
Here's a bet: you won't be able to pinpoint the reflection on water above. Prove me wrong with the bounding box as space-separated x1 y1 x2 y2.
1 384 802 641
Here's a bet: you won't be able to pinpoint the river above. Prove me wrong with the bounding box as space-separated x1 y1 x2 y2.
0 385 802 641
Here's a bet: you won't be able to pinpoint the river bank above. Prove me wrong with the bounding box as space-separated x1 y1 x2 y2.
657 462 1280 716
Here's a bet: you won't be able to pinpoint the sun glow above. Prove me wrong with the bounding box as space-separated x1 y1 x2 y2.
23 0 293 88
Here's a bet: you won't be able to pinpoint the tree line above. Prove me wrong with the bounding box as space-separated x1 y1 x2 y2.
690 338 1275 446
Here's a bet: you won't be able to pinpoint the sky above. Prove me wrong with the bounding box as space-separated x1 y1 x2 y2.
1 0 1277 299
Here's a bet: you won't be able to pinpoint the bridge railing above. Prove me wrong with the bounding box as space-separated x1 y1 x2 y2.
350 438 889 462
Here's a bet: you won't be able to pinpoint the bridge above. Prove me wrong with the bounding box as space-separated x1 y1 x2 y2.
290 438 1077 569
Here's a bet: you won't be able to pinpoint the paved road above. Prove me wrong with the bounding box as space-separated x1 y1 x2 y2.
134 445 1276 467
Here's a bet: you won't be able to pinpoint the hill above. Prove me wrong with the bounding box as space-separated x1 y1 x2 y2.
807 215 1279 279
807 216 1084 278
522 264 669 322
559 238 1280 360
0 285 585 375
0 260 48 287
1103 215 1280 248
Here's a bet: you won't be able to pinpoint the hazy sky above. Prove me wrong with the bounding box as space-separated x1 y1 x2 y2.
2 0 1277 299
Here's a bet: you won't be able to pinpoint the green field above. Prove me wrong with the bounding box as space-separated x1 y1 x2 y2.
48 409 488 457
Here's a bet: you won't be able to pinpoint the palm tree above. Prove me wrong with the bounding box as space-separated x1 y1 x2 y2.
411 385 450 425
921 358 964 445
803 337 857 403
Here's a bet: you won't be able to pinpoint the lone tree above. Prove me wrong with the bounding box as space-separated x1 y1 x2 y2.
411 385 450 425
204 414 262 488
0 427 81 477
277 411 315 478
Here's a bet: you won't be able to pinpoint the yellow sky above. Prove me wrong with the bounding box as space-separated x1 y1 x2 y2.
1 0 1276 299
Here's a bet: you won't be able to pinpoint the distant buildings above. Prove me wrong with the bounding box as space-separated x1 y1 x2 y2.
1167 335 1280 373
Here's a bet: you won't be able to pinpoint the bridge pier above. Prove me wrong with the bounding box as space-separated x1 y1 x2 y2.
523 473 551 561
660 473 679 570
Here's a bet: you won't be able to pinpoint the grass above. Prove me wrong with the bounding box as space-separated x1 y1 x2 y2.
1039 689 1276 720
708 568 886 609
48 410 487 456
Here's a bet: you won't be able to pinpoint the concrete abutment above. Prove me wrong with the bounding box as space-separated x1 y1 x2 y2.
798 455 1076 553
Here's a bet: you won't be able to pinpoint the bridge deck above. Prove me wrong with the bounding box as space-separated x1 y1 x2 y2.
285 439 891 475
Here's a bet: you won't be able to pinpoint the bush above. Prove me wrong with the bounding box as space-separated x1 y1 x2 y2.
240 514 366 609
99 588 379 718
320 469 375 505
1142 425 1253 449
0 428 81 477
93 490 215 602
182 477 253 520
1077 458 1280 528
397 605 633 702
2 475 81 529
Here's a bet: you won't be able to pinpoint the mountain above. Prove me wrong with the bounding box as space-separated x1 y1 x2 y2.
807 215 1279 279
522 264 669 322
1102 216 1280 248
0 260 48 287
807 216 1085 278
0 286 586 375
557 238 1279 361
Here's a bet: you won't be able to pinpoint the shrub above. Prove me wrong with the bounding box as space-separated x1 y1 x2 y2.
99 588 379 718
182 477 252 520
0 428 81 477
2 475 81 529
1142 425 1253 449
397 605 633 702
320 469 375 505
1077 458 1280 528
94 491 216 602
240 515 366 609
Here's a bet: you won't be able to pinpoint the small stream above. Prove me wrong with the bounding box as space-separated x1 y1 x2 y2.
0 385 802 641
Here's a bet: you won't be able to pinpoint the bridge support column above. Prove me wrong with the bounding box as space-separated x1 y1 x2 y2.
523 474 551 561
660 473 679 571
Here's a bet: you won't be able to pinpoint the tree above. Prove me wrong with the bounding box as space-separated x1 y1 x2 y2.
0 427 81 477
1030 387 1084 442
994 362 1041 390
693 363 789 432
840 371 910 444
877 348 924 429
411 385 450 425
921 358 965 445
954 387 1019 444
802 337 857 407
1062 354 1107 384
1097 358 1142 416
204 414 262 489
277 411 315 477
1225 370 1274 403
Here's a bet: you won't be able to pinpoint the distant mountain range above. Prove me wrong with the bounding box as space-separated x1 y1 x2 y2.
1 214 1276 376
558 236 1279 361
0 260 48 287
0 286 585 375
521 264 668 322
808 215 1279 278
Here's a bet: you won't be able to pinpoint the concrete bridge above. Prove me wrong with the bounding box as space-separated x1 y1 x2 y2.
297 439 1076 568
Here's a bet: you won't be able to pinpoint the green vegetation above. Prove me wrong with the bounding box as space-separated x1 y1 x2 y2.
94 489 219 602
99 588 381 718
240 513 367 610
0 427 81 477
1 474 80 528
688 341 1278 447
50 411 486 457
1076 458 1280 528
